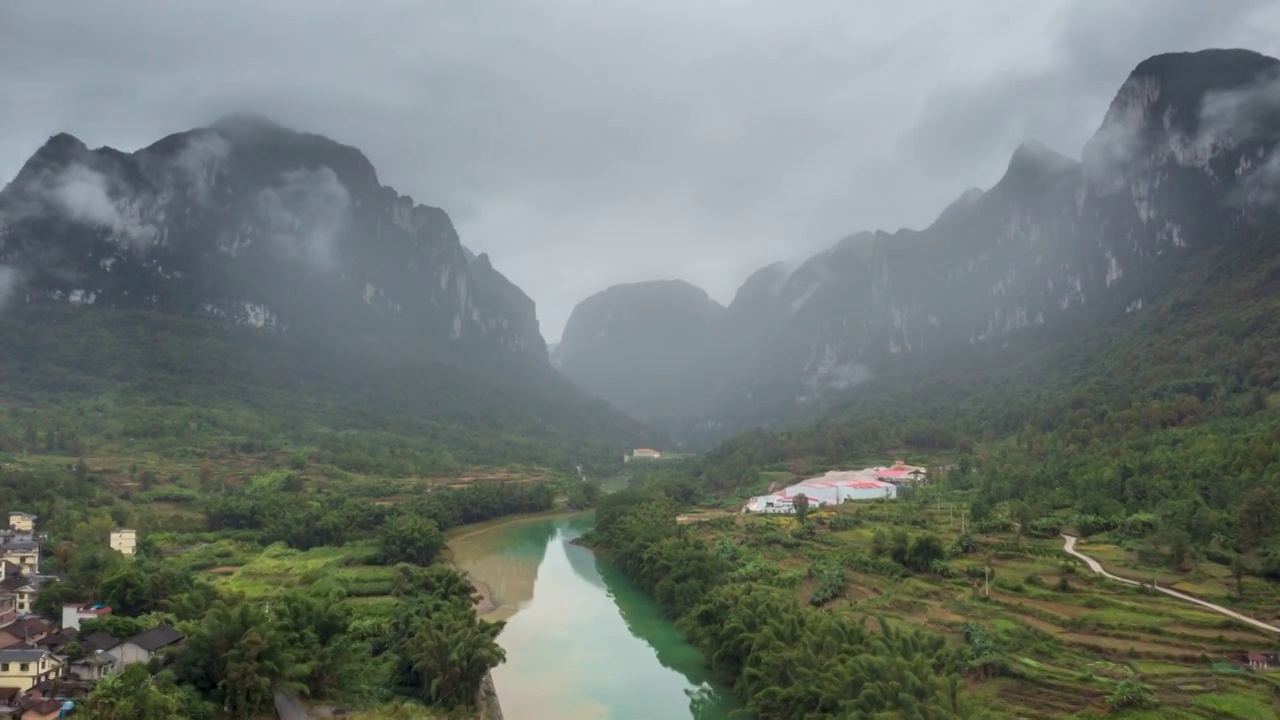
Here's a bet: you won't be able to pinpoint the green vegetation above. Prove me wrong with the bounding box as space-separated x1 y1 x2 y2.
588 228 1280 717
0 447 560 719
588 490 984 719
0 304 652 475
592 482 1280 718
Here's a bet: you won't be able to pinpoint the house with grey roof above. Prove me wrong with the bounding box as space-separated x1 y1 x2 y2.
0 648 61 691
113 624 185 670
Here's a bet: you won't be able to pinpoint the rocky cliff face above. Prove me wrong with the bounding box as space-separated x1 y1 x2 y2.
557 49 1280 440
0 114 546 367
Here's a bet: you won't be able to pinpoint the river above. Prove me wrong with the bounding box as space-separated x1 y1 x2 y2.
449 513 744 720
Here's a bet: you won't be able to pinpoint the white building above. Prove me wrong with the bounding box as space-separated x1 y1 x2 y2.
112 625 185 670
746 470 898 513
7 513 35 533
109 529 137 556
625 448 662 462
62 603 112 631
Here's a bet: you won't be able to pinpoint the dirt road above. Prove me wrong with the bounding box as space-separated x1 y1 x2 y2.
1061 534 1280 635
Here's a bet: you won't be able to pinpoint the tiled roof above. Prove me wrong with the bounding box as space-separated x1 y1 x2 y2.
81 632 122 653
125 624 185 652
0 647 48 662
5 618 49 638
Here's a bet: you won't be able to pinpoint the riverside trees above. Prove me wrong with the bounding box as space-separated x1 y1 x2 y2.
589 491 980 720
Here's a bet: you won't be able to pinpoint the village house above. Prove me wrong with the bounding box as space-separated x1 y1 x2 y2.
0 620 52 651
624 448 662 462
79 632 120 656
108 529 136 556
1248 651 1272 671
4 518 33 536
113 624 184 670
0 686 17 711
0 574 44 619
68 651 115 682
872 460 930 485
0 593 15 629
0 649 61 691
60 604 110 633
0 539 39 580
17 698 71 720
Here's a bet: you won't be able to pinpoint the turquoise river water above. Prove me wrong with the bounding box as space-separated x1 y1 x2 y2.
449 513 744 720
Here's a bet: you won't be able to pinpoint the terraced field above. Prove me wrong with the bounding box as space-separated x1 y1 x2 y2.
686 499 1280 719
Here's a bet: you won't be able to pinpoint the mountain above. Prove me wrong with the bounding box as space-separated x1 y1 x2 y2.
0 113 544 365
0 115 655 468
556 280 727 421
557 48 1280 444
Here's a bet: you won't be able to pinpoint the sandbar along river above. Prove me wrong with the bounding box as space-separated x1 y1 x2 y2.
449 513 744 720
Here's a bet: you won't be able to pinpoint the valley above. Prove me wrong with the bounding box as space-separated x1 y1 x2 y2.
0 12 1279 720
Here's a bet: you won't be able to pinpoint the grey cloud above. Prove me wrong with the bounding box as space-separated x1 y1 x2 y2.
0 265 18 309
1 1 1278 340
46 164 160 248
902 0 1280 193
1201 69 1280 140
256 167 352 274
165 132 231 204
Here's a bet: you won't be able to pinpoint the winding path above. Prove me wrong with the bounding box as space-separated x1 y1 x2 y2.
1061 534 1280 635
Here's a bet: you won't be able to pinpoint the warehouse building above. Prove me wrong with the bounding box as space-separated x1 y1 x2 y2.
747 470 899 513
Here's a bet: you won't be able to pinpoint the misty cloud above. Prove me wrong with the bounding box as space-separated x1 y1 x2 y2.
0 265 18 310
2 2 1279 340
1199 70 1280 205
256 167 352 273
1200 69 1280 141
166 132 230 204
47 164 160 248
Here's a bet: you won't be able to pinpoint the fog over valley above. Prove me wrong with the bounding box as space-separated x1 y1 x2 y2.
6 5 1280 720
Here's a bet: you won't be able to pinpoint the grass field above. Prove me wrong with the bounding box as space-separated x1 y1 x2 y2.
690 496 1280 719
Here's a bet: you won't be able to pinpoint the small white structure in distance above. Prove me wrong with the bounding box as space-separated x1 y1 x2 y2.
110 529 137 556
624 448 662 463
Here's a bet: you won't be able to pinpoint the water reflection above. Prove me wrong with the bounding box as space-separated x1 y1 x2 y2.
450 515 743 720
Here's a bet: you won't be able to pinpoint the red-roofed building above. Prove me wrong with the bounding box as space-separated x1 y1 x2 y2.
625 448 662 462
61 604 111 632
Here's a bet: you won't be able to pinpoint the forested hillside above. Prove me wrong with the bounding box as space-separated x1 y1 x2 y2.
695 205 1280 568
0 304 654 474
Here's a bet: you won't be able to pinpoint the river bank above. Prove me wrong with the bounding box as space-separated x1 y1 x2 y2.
450 512 742 720
443 512 576 719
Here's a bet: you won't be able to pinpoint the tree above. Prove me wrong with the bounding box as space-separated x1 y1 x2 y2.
79 615 148 641
1237 486 1280 549
32 579 82 621
274 589 363 699
380 514 445 566
905 534 946 573
82 664 189 720
1231 553 1248 599
793 493 810 524
173 598 295 717
396 607 506 709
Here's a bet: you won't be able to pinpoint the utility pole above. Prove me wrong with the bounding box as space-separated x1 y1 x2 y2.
985 566 990 597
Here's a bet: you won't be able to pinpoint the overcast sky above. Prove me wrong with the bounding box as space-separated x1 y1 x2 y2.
3 1 1279 341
